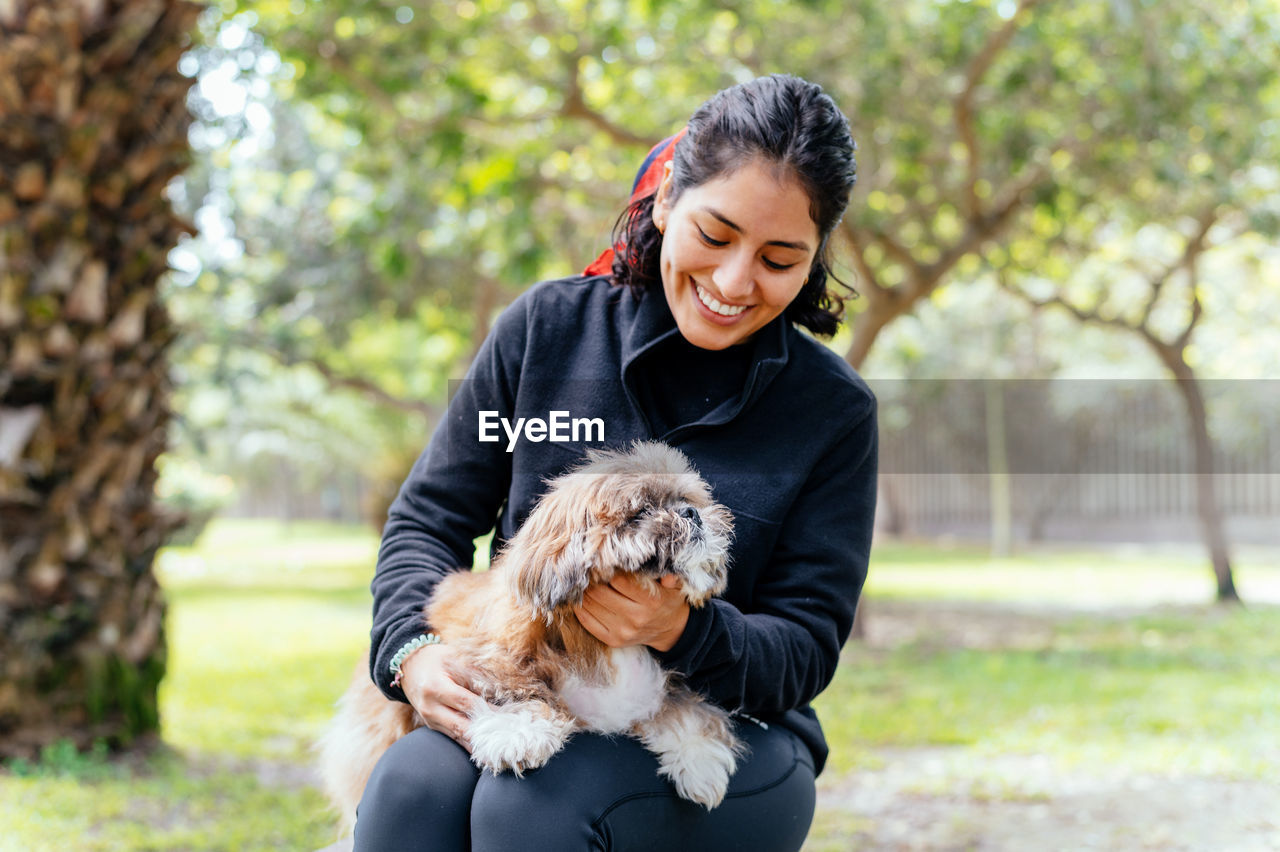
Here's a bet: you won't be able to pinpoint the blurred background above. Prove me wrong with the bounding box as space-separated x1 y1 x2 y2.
2 0 1278 849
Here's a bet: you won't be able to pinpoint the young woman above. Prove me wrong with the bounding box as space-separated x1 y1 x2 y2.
354 73 877 851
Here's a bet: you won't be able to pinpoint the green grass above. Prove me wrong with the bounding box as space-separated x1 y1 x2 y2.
815 606 1280 778
1 520 1277 851
1 519 378 852
159 520 376 765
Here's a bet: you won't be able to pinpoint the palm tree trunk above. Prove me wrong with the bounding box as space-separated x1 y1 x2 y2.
0 0 201 758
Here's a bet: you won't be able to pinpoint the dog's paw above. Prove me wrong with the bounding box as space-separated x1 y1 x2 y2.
656 734 739 809
467 703 574 776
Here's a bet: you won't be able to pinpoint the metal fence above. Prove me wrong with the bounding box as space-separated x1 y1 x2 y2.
875 379 1280 543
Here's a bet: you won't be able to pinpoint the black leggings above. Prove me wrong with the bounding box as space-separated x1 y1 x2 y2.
352 719 815 852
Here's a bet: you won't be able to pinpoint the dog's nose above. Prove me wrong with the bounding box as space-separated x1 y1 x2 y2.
678 506 700 524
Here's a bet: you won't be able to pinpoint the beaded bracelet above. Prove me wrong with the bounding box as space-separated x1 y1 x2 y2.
389 633 442 688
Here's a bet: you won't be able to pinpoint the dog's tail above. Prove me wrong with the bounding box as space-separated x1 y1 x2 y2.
316 660 418 838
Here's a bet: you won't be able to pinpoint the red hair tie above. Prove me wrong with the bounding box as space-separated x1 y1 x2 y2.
583 127 688 277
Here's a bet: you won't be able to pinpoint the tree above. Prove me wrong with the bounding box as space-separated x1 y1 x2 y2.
0 0 201 757
991 0 1280 602
1002 211 1273 603
182 0 1278 402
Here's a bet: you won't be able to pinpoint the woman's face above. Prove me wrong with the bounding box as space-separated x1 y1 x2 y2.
652 157 819 351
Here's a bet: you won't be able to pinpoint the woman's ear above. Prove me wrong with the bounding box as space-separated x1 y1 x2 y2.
651 161 674 233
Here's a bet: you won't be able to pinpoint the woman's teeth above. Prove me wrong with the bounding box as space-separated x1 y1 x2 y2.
696 284 747 317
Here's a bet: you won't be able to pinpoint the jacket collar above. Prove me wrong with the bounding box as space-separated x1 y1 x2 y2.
621 285 791 417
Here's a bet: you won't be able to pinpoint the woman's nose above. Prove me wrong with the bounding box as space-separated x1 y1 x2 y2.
711 248 754 301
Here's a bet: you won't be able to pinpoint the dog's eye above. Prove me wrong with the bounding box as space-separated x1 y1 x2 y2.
626 509 648 526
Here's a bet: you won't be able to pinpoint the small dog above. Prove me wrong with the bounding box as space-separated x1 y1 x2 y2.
319 442 741 831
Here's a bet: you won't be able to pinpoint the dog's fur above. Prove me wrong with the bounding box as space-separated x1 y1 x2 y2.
319 442 741 832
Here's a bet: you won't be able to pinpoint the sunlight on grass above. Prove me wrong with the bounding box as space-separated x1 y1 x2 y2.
159 519 378 761
815 605 1280 780
157 517 382 592
865 539 1280 606
0 760 332 852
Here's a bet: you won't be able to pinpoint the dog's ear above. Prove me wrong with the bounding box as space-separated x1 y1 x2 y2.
504 493 594 623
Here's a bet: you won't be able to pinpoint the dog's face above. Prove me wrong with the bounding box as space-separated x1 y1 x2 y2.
505 442 733 622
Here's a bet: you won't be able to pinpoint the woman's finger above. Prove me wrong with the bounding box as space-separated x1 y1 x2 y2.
608 573 662 602
437 676 482 717
581 582 622 613
420 703 473 751
577 577 690 650
574 601 620 646
416 676 477 749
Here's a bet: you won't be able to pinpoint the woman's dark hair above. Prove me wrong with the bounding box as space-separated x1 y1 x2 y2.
610 74 857 337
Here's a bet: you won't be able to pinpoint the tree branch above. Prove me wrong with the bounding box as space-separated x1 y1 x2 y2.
559 54 661 148
1001 205 1230 354
256 343 443 419
871 228 920 276
842 221 898 301
1168 209 1218 350
999 268 1136 335
1137 209 1212 331
307 356 442 419
954 0 1044 219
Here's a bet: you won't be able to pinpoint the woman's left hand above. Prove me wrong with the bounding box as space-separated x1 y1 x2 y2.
574 574 690 652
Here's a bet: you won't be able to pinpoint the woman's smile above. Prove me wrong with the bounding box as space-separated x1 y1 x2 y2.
693 282 750 321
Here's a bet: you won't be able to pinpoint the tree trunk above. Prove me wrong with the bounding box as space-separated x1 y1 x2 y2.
845 295 901 639
0 0 201 758
1141 335 1239 601
1151 346 1240 603
844 298 901 372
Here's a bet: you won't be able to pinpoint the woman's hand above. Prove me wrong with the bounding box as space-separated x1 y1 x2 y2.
397 642 482 751
574 574 690 652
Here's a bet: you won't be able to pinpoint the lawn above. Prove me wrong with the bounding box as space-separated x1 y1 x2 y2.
1 520 1277 851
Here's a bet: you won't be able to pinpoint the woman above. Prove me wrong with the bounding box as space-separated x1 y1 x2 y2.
355 73 877 851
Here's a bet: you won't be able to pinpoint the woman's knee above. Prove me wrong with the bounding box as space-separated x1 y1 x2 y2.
470 768 601 850
354 728 478 850
469 734 660 850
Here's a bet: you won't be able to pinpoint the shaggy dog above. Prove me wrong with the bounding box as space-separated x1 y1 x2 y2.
319 442 741 831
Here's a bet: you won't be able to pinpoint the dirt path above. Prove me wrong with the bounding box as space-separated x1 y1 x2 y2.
809 748 1279 851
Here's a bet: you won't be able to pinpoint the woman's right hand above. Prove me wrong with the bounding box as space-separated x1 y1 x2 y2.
397 642 483 752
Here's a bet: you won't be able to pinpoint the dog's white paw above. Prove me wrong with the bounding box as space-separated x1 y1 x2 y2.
467 702 574 776
656 734 738 809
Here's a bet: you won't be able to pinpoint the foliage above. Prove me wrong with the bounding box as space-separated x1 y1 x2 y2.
186 0 1280 348
4 738 119 782
164 0 1280 510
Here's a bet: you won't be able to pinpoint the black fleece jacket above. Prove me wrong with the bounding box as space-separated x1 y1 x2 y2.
369 274 878 773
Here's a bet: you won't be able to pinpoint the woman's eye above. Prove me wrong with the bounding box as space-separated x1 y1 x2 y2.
696 226 728 247
763 258 797 271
